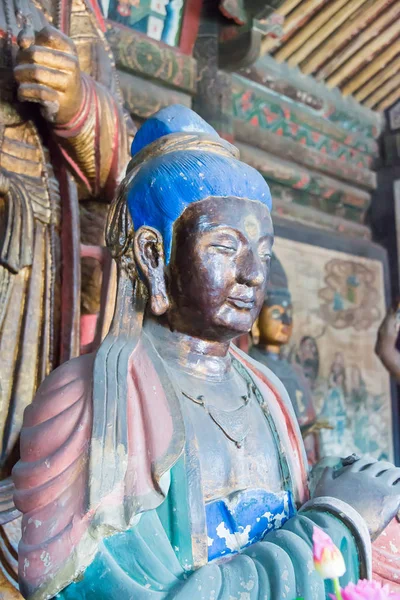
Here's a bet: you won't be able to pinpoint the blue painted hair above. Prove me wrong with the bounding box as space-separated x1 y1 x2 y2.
127 105 272 262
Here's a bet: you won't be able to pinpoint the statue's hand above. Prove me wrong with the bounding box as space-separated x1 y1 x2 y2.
313 457 400 541
14 24 84 125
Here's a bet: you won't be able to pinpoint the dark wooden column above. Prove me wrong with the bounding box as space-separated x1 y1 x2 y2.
370 105 400 300
370 102 400 465
193 0 234 141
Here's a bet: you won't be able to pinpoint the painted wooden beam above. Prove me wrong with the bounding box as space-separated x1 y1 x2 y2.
317 1 400 82
301 0 393 76
237 141 371 214
354 55 400 102
242 57 382 140
234 120 377 190
272 203 371 239
377 88 400 112
232 74 378 159
274 0 350 63
326 20 400 89
364 73 400 109
287 0 369 68
106 22 197 94
339 38 400 96
118 71 192 120
261 0 327 56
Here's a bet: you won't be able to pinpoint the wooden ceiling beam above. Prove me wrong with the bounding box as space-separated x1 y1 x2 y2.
316 1 400 81
301 0 394 76
377 88 400 112
326 22 400 89
364 73 400 108
261 0 327 56
274 0 350 63
354 55 400 102
286 0 369 68
338 39 400 96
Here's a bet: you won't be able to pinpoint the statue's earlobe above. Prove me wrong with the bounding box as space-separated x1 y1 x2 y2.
133 226 170 315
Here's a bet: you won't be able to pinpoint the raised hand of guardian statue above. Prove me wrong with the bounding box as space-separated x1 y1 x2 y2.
313 457 400 540
14 24 84 125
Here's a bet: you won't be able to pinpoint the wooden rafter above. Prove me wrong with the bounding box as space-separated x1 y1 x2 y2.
301 0 395 76
338 38 400 96
258 0 400 110
261 0 327 56
364 73 400 108
354 55 400 102
318 3 400 83
377 88 400 112
278 0 303 16
326 22 400 89
274 0 350 63
286 0 369 68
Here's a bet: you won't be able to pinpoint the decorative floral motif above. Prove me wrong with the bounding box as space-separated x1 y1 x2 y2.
318 259 381 331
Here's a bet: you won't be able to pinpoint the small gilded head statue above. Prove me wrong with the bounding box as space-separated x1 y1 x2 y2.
256 253 293 349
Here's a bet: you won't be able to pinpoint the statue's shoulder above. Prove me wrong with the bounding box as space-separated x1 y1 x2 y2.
13 354 95 598
22 353 95 429
13 353 94 504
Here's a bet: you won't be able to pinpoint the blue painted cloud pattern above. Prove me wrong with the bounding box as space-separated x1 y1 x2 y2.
206 489 296 561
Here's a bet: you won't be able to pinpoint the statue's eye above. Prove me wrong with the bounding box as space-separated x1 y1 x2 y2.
211 244 236 252
271 308 282 320
260 252 271 263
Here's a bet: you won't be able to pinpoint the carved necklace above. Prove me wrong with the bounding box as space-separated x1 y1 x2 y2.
181 365 254 449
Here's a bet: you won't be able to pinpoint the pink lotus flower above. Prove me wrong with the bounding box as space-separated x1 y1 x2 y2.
312 526 346 579
335 580 400 600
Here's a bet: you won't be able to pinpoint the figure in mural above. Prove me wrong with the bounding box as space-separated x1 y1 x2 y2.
0 0 131 484
294 339 383 460
249 253 322 465
12 105 400 599
295 335 320 390
319 352 348 456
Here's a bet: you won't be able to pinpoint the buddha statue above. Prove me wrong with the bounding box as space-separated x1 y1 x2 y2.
250 254 321 465
0 0 132 485
12 106 400 599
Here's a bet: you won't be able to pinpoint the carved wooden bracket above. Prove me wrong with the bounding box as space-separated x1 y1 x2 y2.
218 0 285 70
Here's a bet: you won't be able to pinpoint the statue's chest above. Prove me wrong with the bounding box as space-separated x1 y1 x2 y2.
183 396 285 501
181 397 295 561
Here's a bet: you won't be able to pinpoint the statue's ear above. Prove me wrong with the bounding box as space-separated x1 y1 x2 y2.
134 226 169 315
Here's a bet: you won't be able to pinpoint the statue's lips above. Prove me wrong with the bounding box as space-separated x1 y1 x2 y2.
227 297 255 310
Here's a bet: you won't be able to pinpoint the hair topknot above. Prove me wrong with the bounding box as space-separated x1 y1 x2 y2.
127 105 272 263
131 104 217 157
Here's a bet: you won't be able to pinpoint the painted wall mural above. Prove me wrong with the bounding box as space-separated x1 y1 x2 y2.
105 0 185 47
274 236 393 462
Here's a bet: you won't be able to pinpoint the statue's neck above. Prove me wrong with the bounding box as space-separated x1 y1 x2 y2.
144 317 233 382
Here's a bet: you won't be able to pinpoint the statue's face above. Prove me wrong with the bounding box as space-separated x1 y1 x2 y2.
258 301 293 347
166 196 273 341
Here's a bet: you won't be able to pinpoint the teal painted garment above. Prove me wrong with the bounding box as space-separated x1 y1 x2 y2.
57 462 360 600
56 509 358 599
